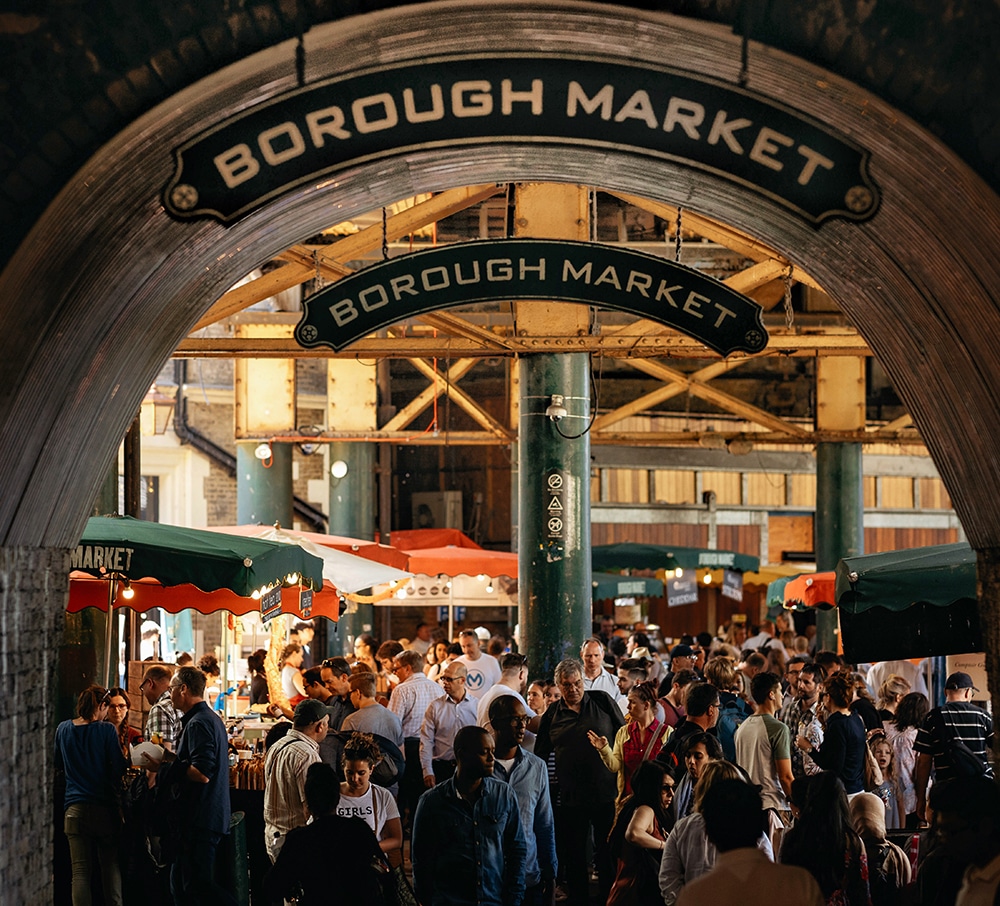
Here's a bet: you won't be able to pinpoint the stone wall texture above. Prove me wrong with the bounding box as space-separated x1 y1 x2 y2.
0 546 69 904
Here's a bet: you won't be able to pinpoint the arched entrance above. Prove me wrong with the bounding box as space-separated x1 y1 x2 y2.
2 3 999 898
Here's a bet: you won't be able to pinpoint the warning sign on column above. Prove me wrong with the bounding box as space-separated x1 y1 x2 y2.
546 470 565 540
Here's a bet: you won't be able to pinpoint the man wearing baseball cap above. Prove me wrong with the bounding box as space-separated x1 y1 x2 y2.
914 671 994 824
263 699 330 861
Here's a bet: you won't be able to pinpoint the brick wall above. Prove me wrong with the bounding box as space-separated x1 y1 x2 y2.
0 545 69 905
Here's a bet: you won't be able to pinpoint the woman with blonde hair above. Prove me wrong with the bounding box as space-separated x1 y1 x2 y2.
874 674 910 722
658 760 773 905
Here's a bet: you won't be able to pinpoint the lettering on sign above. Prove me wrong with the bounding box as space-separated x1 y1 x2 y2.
261 586 282 623
299 588 313 619
721 569 744 602
164 56 878 226
668 575 699 607
71 545 135 573
296 239 768 356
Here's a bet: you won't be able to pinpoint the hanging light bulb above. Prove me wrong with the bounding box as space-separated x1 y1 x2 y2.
675 568 684 579
702 573 712 585
121 579 135 600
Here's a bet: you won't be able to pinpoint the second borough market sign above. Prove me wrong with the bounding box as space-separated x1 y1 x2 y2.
163 56 879 226
294 239 768 355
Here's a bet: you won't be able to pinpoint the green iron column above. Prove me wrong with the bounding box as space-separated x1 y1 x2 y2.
236 442 293 527
328 442 377 655
519 353 592 677
814 358 866 653
512 183 593 674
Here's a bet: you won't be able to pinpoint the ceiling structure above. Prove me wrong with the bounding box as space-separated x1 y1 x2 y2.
174 182 917 450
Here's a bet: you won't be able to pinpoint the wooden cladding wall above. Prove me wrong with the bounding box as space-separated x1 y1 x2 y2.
591 523 708 547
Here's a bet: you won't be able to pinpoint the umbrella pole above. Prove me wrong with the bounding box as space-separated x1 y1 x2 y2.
103 579 116 688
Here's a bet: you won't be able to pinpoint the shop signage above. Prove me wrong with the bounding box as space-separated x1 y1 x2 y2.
295 239 768 356
164 56 879 226
71 545 135 572
721 569 744 602
299 588 313 619
261 586 282 622
668 574 699 607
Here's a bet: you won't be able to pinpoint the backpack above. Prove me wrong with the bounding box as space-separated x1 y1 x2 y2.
716 697 752 763
325 730 406 787
932 709 988 778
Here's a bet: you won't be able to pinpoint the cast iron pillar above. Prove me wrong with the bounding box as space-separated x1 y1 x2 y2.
519 353 592 677
236 442 293 527
815 442 864 652
328 441 377 655
814 357 866 654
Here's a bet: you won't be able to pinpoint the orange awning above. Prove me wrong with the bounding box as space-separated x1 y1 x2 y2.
402 545 518 579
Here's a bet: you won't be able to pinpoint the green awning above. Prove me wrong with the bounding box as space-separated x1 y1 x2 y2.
592 572 665 600
75 515 326 596
766 574 798 617
592 542 759 574
834 542 976 613
833 542 981 662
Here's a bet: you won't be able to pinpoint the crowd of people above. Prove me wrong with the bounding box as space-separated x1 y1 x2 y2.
55 616 997 906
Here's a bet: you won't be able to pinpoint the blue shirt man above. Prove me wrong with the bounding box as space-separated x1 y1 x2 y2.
488 695 557 906
412 725 527 906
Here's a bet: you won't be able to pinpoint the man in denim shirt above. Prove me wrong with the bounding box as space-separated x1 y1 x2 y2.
144 666 235 906
488 695 557 906
412 725 527 906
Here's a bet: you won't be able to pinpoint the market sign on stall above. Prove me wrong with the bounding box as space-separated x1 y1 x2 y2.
164 56 878 226
668 574 699 607
296 239 768 356
721 569 744 602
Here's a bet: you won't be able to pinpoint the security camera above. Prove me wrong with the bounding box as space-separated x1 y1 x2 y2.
546 394 568 422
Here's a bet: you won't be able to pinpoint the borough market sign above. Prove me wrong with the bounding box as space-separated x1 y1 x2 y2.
163 56 879 226
295 239 768 356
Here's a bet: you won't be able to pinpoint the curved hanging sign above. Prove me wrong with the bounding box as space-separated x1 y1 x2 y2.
294 239 768 356
164 55 879 226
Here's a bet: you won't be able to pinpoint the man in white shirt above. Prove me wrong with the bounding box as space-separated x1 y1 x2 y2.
456 629 501 696
420 661 479 786
476 653 537 737
389 649 444 825
580 638 623 703
263 699 329 862
406 621 434 657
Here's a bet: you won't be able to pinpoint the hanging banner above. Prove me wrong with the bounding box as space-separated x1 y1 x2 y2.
164 56 878 227
668 574 699 607
721 569 744 602
299 588 313 619
296 239 768 356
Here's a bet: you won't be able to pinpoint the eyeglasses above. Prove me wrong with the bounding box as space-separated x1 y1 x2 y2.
109 702 128 710
507 716 530 726
559 679 584 690
169 682 185 690
441 675 462 683
662 785 675 795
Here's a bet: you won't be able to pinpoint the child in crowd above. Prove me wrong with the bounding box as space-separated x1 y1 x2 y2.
871 735 904 830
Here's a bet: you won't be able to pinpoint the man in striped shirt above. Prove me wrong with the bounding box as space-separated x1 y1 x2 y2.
914 671 994 823
263 699 329 862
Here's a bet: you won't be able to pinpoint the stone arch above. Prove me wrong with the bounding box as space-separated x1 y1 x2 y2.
2 3 999 548
2 1 1000 898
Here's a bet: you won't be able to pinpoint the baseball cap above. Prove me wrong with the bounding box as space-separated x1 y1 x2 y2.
944 671 979 692
293 699 328 726
474 626 491 642
671 644 694 659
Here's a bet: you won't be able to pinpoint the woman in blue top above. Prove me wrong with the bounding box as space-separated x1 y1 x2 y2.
55 684 125 906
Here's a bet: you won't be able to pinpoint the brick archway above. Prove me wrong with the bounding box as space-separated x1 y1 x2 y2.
1 2 999 898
